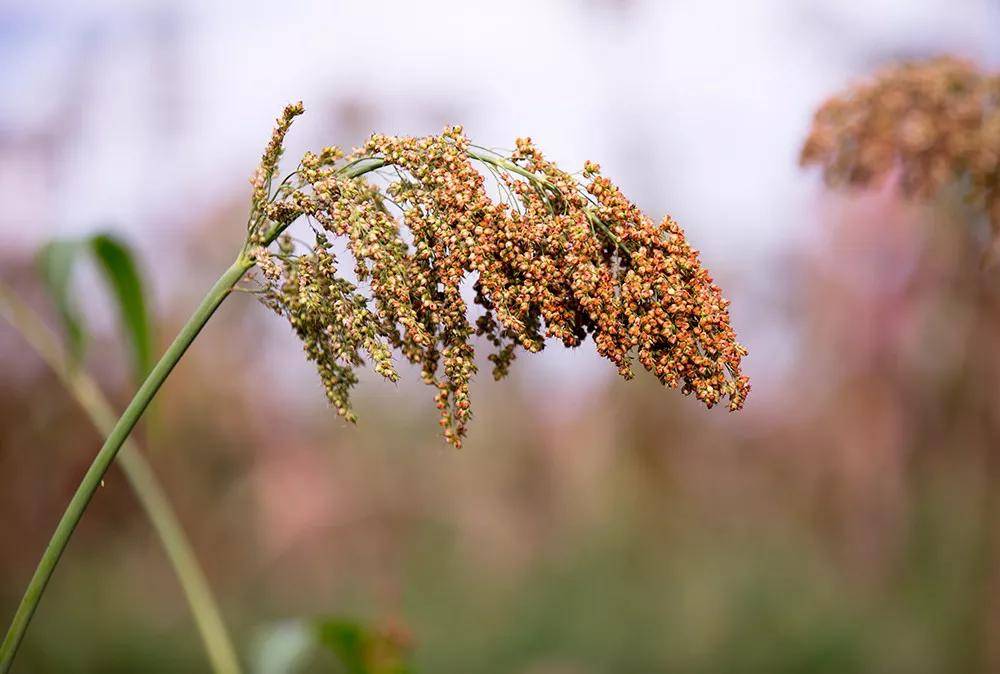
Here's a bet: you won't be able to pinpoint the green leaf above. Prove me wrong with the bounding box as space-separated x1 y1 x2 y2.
36 239 87 366
317 620 368 674
89 233 153 383
36 232 154 388
315 618 412 674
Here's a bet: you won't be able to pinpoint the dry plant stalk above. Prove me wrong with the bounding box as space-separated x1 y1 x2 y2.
248 104 750 446
801 56 1000 234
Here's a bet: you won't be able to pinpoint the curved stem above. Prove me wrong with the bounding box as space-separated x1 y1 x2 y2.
465 147 543 185
0 283 242 674
465 150 631 251
259 158 387 246
0 255 254 672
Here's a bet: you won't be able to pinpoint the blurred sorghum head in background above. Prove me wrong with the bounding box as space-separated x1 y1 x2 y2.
801 57 1000 236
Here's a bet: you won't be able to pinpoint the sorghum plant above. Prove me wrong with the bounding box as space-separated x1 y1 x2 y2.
801 56 1000 236
1 103 749 669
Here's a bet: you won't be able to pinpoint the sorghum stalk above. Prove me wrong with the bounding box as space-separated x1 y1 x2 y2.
0 257 251 672
2 102 750 670
0 283 241 674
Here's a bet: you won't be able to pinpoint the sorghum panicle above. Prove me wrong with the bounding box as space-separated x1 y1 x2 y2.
801 57 1000 233
247 103 750 446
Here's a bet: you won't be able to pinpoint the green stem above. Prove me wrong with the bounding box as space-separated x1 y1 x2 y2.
466 148 543 185
467 149 631 252
0 283 242 674
0 255 254 673
260 158 387 246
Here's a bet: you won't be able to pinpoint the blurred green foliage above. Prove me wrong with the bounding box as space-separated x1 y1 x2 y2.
37 232 153 383
316 618 412 674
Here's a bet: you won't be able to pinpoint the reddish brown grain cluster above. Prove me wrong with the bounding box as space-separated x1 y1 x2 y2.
248 104 749 446
801 57 1000 232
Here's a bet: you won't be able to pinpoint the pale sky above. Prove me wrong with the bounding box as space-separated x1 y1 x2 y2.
1 0 997 404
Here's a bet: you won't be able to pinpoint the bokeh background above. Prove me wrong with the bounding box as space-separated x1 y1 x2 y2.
3 1 1000 672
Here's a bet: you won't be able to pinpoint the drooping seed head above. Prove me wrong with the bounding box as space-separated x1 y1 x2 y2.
246 104 750 446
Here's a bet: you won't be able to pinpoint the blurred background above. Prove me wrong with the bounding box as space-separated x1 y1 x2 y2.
2 0 1000 672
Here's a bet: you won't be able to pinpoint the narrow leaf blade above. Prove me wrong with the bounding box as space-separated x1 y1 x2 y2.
315 618 412 674
89 233 153 382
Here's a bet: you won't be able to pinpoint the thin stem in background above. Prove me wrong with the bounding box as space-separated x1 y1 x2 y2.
0 282 242 674
0 255 254 672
